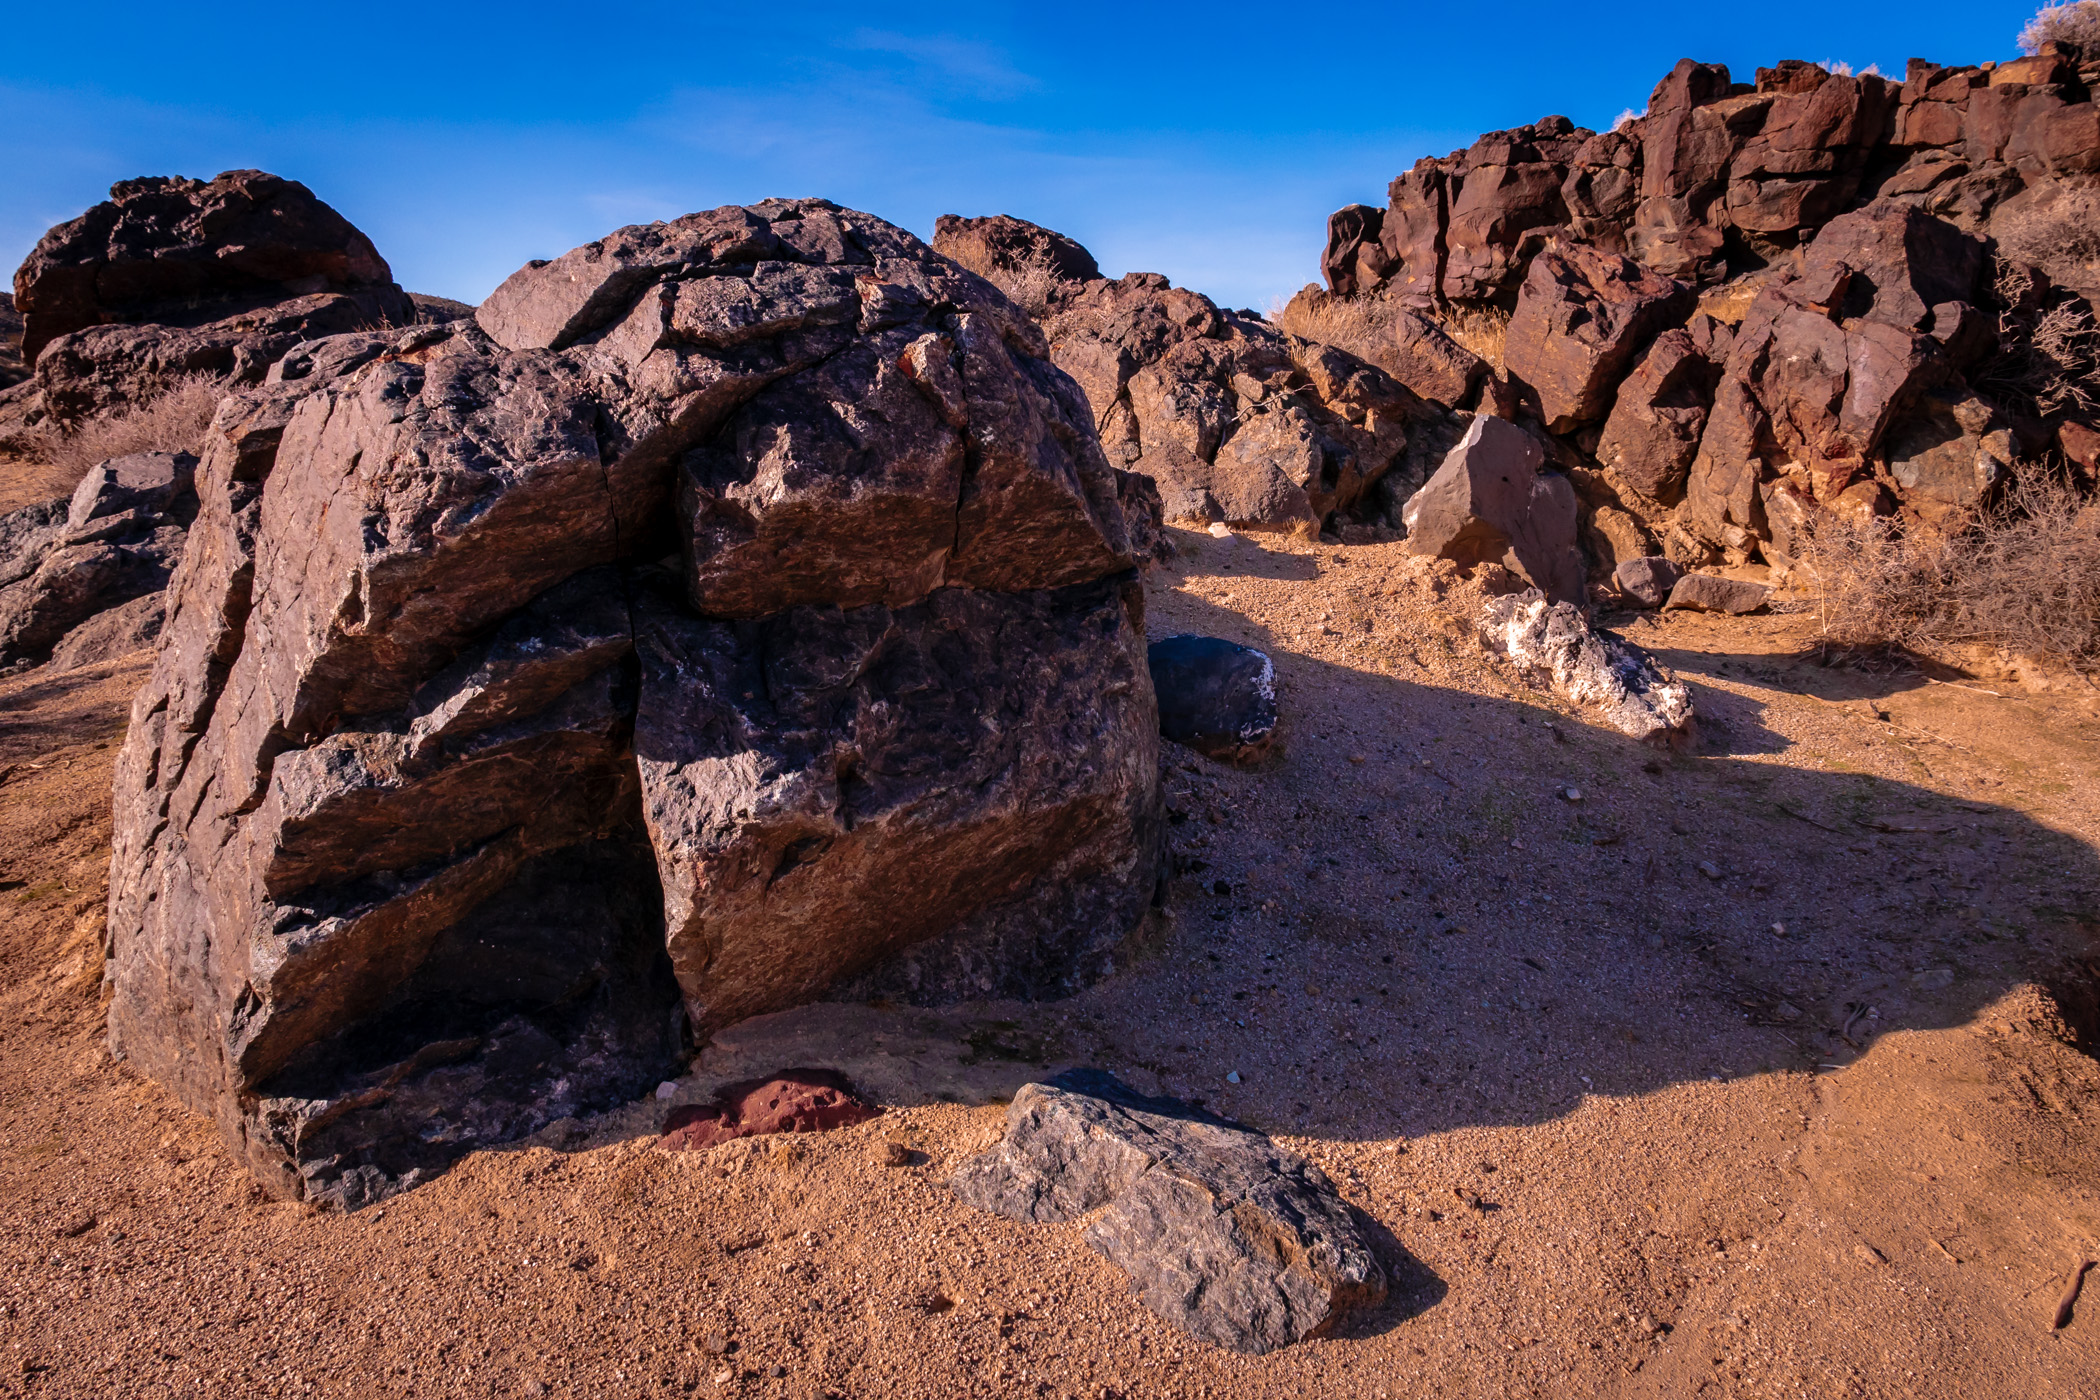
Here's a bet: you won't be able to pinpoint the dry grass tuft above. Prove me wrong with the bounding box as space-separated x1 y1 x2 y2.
36 375 222 478
1442 303 1510 374
2021 1 2100 52
1803 465 2100 672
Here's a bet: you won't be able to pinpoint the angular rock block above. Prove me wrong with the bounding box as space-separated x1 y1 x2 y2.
951 1070 1387 1355
1401 414 1586 604
1503 242 1694 434
1665 573 1773 614
1482 589 1694 742
1613 556 1684 609
107 201 1162 1206
1147 635 1278 763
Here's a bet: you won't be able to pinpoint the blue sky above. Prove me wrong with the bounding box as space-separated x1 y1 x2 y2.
0 3 2046 312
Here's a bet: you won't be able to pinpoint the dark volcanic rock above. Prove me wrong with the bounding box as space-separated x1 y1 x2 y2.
950 1070 1387 1355
0 452 196 668
1147 635 1278 763
1664 573 1773 614
932 215 1102 297
1504 242 1693 434
1595 327 1721 505
106 201 1162 1207
13 172 416 423
1613 555 1684 609
1401 415 1585 603
658 1069 880 1151
0 293 25 390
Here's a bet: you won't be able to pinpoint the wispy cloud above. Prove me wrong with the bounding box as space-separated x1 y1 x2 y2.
842 30 1039 99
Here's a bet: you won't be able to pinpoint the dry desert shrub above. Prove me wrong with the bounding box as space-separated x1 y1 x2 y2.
2021 1 2100 52
993 263 1065 318
1803 465 2100 672
37 374 221 477
1977 258 2100 418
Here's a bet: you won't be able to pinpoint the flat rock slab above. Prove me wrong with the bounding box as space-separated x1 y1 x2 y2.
1665 573 1773 614
1147 635 1277 763
950 1069 1387 1355
658 1069 879 1152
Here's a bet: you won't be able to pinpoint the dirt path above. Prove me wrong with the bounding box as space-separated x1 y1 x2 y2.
1 527 2096 1398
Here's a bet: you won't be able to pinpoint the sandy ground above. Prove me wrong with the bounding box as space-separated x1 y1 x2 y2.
2 524 2098 1398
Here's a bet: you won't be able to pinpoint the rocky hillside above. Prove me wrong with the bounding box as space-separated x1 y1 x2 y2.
1298 44 2100 577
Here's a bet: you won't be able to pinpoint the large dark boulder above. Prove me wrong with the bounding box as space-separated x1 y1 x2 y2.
106 201 1163 1207
1504 242 1694 434
1401 415 1585 603
13 172 416 422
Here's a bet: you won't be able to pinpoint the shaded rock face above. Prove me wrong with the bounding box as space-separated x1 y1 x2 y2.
1480 589 1694 742
0 452 196 670
932 218 1438 535
107 200 1162 1207
1297 48 2100 569
950 1070 1387 1355
1147 635 1278 763
13 172 417 424
0 293 25 390
1401 415 1585 603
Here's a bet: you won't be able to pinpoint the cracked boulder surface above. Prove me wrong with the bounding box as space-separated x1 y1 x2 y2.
932 215 1443 536
106 200 1163 1207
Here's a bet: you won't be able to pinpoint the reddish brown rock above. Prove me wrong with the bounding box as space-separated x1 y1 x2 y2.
1278 288 1487 409
106 202 1162 1208
1504 243 1694 433
1320 205 1389 296
1401 414 1585 603
659 1070 880 1151
932 214 1102 297
1595 327 1721 504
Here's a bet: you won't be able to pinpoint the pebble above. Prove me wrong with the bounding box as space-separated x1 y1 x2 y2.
1207 523 1233 538
655 1081 679 1100
1698 860 1722 880
1562 786 1582 802
1225 1071 1242 1084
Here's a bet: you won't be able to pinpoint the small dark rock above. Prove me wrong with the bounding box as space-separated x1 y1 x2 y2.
1147 635 1277 763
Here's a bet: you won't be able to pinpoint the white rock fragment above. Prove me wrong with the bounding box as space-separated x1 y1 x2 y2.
1479 588 1694 743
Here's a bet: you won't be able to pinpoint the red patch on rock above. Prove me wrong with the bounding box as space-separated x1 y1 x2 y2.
657 1069 880 1152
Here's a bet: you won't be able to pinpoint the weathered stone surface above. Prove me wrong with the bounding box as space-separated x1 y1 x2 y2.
950 1070 1387 1355
1664 573 1773 614
12 172 416 424
932 215 1101 301
1595 328 1719 504
1278 289 1488 409
1401 415 1585 603
635 575 1160 1032
1035 269 1420 531
1613 556 1684 608
45 590 165 671
107 202 1163 1207
1147 635 1277 763
13 171 408 364
658 1069 880 1152
1505 243 1693 434
0 293 24 390
0 452 195 667
1481 590 1695 742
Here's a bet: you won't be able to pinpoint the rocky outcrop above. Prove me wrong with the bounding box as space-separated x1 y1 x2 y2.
0 452 195 670
1401 415 1586 603
1481 590 1694 742
950 1070 1387 1354
0 294 25 390
107 201 1163 1207
1147 636 1278 762
1296 43 2100 574
932 216 1440 535
12 172 417 425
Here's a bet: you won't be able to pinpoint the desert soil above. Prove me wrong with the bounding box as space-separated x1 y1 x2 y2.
2 523 2098 1399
